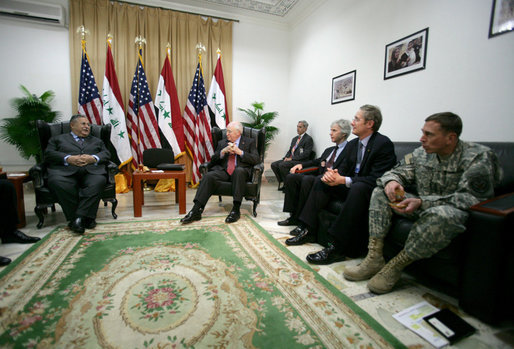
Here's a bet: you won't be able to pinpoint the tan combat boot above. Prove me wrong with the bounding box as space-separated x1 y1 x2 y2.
367 249 413 294
343 238 385 281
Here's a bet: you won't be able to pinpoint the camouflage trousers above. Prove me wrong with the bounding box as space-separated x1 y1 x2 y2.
368 186 468 260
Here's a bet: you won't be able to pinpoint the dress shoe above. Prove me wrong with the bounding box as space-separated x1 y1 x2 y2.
306 244 345 265
1 230 41 244
69 218 85 234
277 217 299 226
285 228 316 246
180 209 202 224
83 218 97 229
225 210 241 223
0 256 12 266
289 226 305 236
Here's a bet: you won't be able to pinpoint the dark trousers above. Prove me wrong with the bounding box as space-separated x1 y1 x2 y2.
271 160 301 184
48 168 107 221
299 178 373 257
0 179 19 236
283 173 316 220
193 167 249 207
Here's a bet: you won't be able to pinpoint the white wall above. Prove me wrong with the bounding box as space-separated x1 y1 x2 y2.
289 0 514 154
0 17 71 168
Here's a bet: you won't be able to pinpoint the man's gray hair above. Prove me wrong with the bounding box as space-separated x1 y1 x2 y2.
298 120 308 128
331 119 352 140
228 121 243 133
70 114 87 124
359 104 382 131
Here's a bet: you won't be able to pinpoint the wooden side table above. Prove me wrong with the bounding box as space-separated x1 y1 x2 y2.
132 170 186 217
7 172 30 228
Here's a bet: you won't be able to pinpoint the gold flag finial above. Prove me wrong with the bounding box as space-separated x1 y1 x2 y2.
196 42 206 56
135 35 146 48
76 25 89 41
107 33 113 45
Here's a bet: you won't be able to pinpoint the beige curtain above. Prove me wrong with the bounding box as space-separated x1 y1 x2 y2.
69 0 233 181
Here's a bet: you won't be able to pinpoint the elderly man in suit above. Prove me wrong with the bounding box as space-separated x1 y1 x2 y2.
181 121 259 224
278 119 352 227
271 120 314 190
45 114 111 234
286 105 397 266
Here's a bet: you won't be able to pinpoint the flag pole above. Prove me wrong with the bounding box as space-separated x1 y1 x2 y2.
135 35 146 169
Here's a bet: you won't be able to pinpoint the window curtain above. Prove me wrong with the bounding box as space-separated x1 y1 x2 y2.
69 0 233 180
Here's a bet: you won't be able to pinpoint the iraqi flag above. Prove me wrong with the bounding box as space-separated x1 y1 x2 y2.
207 54 229 129
155 53 185 159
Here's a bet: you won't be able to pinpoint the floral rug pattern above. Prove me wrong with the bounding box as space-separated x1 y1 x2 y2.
0 216 404 348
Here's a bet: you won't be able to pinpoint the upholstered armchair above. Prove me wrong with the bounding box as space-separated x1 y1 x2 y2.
29 120 118 228
199 126 266 217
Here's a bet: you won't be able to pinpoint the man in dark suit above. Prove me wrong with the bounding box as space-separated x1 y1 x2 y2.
181 121 259 224
285 105 397 266
278 119 352 227
45 114 111 234
0 178 41 266
271 120 314 190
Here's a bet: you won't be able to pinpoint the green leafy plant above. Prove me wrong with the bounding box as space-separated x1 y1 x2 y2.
238 101 278 153
0 85 60 163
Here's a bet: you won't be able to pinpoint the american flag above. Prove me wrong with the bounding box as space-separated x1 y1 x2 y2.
78 48 102 125
127 50 161 166
183 63 214 186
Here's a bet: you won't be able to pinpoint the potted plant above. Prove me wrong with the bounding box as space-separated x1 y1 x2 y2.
0 85 60 163
238 101 278 153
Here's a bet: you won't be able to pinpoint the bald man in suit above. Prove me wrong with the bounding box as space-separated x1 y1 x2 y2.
45 114 111 234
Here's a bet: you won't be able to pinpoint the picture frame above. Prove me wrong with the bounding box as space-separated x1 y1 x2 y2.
489 0 514 38
384 28 429 80
331 70 356 104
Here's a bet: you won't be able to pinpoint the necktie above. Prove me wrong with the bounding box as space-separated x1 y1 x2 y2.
291 136 301 154
227 153 236 175
355 142 364 174
78 137 84 146
326 148 337 168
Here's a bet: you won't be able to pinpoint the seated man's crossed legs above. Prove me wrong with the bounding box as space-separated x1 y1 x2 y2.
278 173 317 227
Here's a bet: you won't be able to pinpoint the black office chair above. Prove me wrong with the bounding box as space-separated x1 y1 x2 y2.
29 120 118 228
199 126 266 217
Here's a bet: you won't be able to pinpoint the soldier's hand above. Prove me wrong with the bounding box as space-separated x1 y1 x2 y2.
391 198 422 214
385 181 404 202
291 164 303 173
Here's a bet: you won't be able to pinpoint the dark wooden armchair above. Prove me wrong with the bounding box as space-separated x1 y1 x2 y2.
199 126 266 217
29 120 118 228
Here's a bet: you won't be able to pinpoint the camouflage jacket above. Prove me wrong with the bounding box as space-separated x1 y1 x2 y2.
377 141 502 211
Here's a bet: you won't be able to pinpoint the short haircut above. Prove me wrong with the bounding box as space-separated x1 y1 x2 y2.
425 112 462 137
360 104 382 131
331 119 352 140
70 114 87 124
228 121 243 134
298 120 308 128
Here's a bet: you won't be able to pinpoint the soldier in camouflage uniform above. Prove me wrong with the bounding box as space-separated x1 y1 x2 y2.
344 112 502 294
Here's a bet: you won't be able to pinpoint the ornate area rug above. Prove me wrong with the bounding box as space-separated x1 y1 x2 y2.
0 216 405 348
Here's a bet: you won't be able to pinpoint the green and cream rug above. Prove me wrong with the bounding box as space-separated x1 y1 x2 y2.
0 216 405 348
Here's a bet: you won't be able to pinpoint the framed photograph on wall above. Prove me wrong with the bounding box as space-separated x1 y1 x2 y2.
384 28 429 80
331 70 356 104
489 0 514 38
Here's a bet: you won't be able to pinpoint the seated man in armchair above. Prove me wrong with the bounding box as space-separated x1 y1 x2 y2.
45 114 111 234
344 112 501 294
181 121 259 224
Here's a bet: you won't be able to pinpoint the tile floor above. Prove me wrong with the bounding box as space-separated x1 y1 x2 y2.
1 180 513 348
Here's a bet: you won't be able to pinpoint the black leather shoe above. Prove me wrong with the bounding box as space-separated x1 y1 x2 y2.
84 218 97 229
306 245 345 265
0 256 12 266
285 228 316 246
69 218 85 234
180 209 202 224
225 210 241 223
278 217 299 226
289 226 305 236
1 230 41 244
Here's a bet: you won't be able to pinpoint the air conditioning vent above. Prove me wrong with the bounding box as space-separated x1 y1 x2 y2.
0 0 65 26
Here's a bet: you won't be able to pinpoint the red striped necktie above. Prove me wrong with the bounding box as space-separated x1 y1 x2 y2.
227 153 236 175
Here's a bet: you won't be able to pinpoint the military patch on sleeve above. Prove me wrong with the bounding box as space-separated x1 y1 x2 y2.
404 153 413 165
468 171 492 196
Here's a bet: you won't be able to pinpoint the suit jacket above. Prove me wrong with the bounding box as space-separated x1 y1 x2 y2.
45 133 111 176
336 132 396 188
209 135 259 175
284 133 314 161
299 143 349 175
